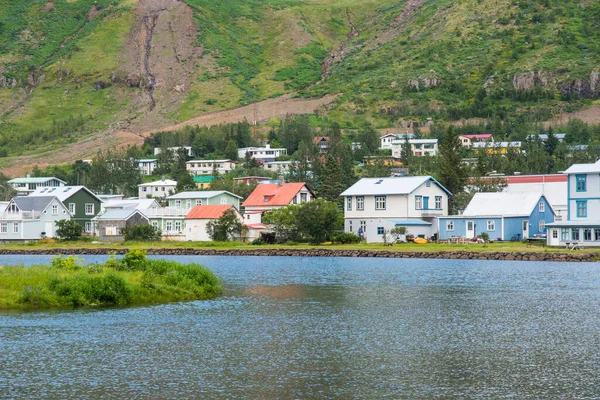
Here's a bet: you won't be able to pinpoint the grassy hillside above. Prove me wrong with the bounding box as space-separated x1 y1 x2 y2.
0 0 599 163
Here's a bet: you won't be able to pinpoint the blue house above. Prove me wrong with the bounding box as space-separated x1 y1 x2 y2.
439 192 555 241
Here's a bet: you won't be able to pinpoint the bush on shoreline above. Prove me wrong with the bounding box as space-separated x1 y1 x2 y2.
1 251 222 310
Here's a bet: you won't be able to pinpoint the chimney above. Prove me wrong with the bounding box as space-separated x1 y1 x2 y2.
278 175 284 187
161 175 166 182
26 174 31 178
266 144 271 149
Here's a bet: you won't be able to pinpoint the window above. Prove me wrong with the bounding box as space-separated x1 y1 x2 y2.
264 196 269 203
539 220 545 232
446 220 454 231
220 198 227 205
576 201 587 218
300 193 307 203
595 229 600 241
69 203 76 214
13 223 19 233
161 187 165 192
487 220 495 231
196 199 203 206
561 228 569 241
360 220 366 235
576 174 587 192
572 228 580 241
552 230 558 239
435 196 442 209
539 201 545 212
292 196 297 204
347 197 352 211
584 228 592 241
152 221 159 230
85 222 93 233
175 200 182 209
166 221 173 231
186 200 192 209
85 204 94 215
356 197 364 211
377 227 384 235
415 196 422 209
175 221 182 232
0 223 6 233
52 205 58 215
375 196 386 210
426 180 431 187
143 187 147 192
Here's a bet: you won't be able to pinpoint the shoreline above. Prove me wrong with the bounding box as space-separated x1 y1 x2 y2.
0 248 598 262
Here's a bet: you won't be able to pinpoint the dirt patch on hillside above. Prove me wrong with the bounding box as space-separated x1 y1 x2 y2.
545 106 600 127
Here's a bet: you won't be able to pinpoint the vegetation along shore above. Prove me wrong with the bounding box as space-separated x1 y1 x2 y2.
0 250 222 310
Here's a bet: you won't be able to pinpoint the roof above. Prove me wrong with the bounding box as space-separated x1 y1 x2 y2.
94 209 147 221
139 179 178 187
391 139 438 144
462 192 550 217
166 190 242 200
136 159 157 163
472 141 521 148
313 136 330 144
193 176 215 183
186 159 235 163
340 176 451 196
103 199 159 210
458 134 493 139
388 219 432 226
8 176 66 184
242 182 310 207
233 176 272 181
185 204 235 219
546 220 600 228
243 223 268 230
564 159 600 174
14 196 57 212
28 186 102 203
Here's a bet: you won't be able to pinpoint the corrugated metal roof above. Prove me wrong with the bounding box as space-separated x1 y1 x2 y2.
14 196 56 211
242 182 309 207
462 192 547 217
388 219 432 226
185 205 236 219
139 179 178 187
167 190 242 200
95 209 146 221
341 176 451 196
564 160 600 174
28 186 101 202
8 177 66 184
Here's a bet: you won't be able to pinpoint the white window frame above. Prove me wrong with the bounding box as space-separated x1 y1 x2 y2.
220 198 227 205
0 223 7 233
175 200 182 209
539 201 545 212
375 196 386 210
539 220 545 232
196 199 203 206
487 220 495 231
166 221 173 232
446 220 454 231
152 221 159 230
175 221 182 232
69 203 76 214
51 205 58 215
85 203 94 215
85 222 93 233
415 196 422 210
435 196 442 209
13 222 19 233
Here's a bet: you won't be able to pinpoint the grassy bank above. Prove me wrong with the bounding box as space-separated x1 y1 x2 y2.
0 240 595 254
0 250 222 310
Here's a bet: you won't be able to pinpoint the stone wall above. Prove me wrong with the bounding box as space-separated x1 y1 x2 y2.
0 248 598 262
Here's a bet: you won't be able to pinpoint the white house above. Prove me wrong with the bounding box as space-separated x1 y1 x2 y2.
1 196 72 240
262 160 293 173
242 180 315 224
340 176 451 243
138 178 177 199
380 133 414 149
136 159 158 175
184 204 243 241
154 146 192 157
8 176 66 196
458 134 493 148
100 198 161 214
547 160 600 247
238 144 287 163
186 159 237 175
390 139 438 158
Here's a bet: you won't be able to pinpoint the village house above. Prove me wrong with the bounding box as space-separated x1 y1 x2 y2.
166 190 242 211
144 207 187 240
261 160 293 173
100 198 161 214
233 176 272 185
193 175 215 189
472 141 522 154
184 204 243 241
390 138 438 157
546 160 600 247
242 180 315 224
380 133 414 149
340 176 450 243
154 146 192 157
28 186 102 234
136 159 158 175
313 136 330 153
8 176 66 196
0 196 71 240
138 178 177 199
186 159 237 175
458 134 494 148
438 192 555 242
93 209 149 242
238 144 287 163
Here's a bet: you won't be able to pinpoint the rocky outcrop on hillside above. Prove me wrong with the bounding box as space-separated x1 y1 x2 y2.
512 68 600 99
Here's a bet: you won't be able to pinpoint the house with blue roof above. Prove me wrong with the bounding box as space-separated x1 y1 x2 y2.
438 192 555 241
340 176 451 243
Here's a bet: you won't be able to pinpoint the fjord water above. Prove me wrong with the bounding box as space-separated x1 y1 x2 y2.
1 255 600 399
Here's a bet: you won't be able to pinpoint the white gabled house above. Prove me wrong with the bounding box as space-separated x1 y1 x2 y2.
1 196 71 240
340 176 451 243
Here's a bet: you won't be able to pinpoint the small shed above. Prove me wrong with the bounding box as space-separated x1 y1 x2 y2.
93 209 149 242
184 205 243 242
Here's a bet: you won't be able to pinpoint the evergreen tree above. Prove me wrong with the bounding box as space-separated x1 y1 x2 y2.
544 128 559 156
436 127 468 213
225 140 238 161
318 154 345 202
400 134 413 168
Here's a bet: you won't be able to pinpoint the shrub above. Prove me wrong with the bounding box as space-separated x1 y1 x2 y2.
120 224 161 241
119 249 148 271
51 255 83 270
479 232 489 241
331 232 362 244
251 237 264 245
55 219 83 241
49 274 134 307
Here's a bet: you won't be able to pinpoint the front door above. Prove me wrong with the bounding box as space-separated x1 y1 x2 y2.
423 196 429 210
44 221 54 238
522 220 529 239
466 220 475 238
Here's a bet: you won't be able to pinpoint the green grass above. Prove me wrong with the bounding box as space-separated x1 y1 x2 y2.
0 252 222 310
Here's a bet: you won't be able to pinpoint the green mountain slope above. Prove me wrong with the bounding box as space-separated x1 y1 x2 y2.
0 0 599 163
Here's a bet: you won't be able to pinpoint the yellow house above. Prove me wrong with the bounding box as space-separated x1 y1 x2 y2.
473 141 521 155
193 175 215 189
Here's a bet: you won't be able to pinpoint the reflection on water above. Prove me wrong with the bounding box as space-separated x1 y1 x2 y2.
1 256 600 398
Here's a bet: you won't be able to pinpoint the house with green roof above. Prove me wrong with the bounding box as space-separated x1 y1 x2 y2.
193 175 215 189
166 191 242 211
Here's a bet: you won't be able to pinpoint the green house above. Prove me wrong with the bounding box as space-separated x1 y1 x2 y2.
28 186 103 233
166 191 242 212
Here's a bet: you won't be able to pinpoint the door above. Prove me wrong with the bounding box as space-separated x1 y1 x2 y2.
44 221 54 238
522 220 529 239
423 197 429 210
466 220 475 238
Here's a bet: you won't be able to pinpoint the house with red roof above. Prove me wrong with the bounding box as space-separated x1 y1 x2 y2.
242 179 315 224
313 136 330 153
458 134 494 147
184 204 243 241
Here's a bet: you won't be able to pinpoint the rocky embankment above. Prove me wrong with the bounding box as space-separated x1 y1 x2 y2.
0 248 598 262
